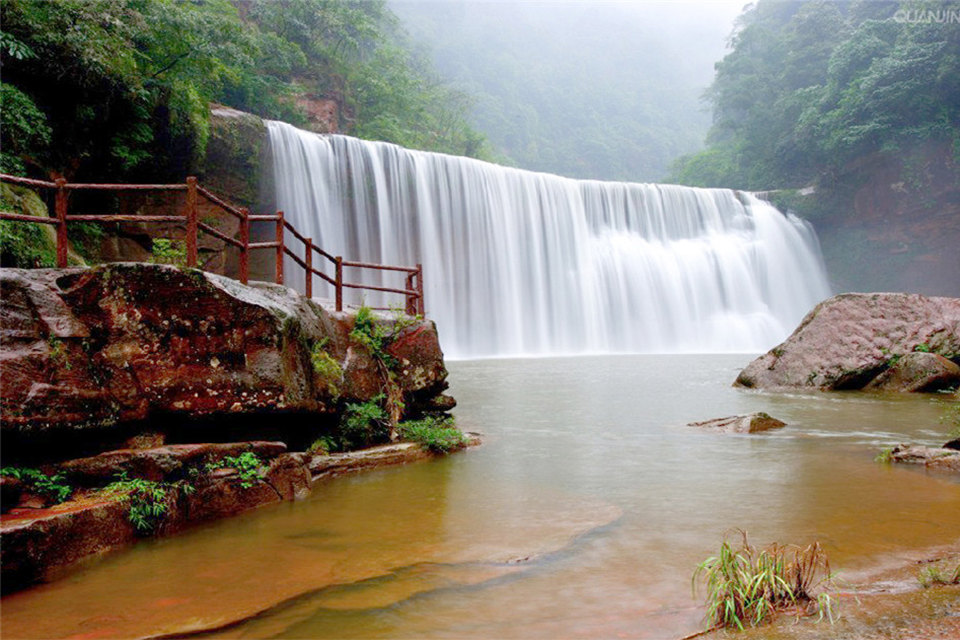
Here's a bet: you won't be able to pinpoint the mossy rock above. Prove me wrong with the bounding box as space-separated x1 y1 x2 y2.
202 105 267 210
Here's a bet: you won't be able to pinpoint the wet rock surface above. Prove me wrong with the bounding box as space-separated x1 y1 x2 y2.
0 264 452 458
0 438 478 592
889 445 960 473
736 293 960 391
687 412 787 434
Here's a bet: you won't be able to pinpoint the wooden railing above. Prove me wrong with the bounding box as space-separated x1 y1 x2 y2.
0 173 425 316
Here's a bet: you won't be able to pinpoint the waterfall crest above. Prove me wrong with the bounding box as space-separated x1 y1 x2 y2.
266 120 830 358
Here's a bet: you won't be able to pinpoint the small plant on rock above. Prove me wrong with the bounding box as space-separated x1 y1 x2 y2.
693 530 837 630
149 238 187 268
398 415 466 453
0 466 72 503
918 561 960 588
205 452 264 489
104 473 172 534
875 447 895 464
308 435 338 455
339 396 391 450
311 338 343 399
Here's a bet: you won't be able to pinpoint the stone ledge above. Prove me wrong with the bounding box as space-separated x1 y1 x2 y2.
0 436 480 593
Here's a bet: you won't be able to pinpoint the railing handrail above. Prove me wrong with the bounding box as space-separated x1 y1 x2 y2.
0 173 424 316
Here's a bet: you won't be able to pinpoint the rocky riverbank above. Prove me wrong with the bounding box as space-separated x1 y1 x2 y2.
0 263 468 591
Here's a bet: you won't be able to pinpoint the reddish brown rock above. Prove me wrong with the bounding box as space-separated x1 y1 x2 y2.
864 352 960 392
735 293 960 391
687 412 787 434
54 442 288 486
0 264 453 457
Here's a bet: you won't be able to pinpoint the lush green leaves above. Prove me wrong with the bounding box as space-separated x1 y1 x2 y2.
0 0 485 182
671 0 960 191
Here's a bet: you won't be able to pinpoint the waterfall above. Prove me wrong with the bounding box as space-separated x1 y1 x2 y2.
266 120 830 359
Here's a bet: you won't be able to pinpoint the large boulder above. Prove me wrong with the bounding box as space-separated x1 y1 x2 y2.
735 293 960 391
0 264 452 459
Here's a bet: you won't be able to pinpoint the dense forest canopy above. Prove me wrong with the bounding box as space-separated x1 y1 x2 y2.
391 0 739 182
0 0 488 182
670 0 960 191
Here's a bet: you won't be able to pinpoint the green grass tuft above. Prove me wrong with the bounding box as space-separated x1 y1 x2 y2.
693 530 837 630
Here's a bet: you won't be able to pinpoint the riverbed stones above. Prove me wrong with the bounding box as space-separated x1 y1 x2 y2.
687 412 787 434
735 293 960 391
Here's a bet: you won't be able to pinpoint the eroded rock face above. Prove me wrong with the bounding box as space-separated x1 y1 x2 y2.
735 293 960 391
687 412 787 434
0 264 451 456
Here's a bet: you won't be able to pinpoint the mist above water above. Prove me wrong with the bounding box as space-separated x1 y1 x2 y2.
266 121 830 359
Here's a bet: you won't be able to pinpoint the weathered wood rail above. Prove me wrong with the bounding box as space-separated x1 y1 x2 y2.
0 173 425 315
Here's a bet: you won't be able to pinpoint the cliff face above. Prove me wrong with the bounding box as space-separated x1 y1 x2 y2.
803 142 960 297
0 263 451 462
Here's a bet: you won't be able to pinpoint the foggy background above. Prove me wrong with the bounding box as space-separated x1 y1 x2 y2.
391 0 745 182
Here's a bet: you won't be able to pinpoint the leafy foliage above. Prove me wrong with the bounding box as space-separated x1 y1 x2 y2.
103 473 172 533
0 183 57 268
205 452 264 489
311 337 343 399
693 531 837 629
338 396 391 450
670 0 960 192
149 238 187 268
0 0 487 183
398 415 466 453
0 466 72 503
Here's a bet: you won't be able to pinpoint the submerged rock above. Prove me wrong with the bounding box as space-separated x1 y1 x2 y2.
888 444 960 473
735 293 960 391
687 412 787 434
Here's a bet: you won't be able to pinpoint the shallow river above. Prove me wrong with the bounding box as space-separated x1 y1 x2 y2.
2 355 959 639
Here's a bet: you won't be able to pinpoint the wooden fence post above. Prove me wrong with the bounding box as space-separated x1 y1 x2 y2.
305 238 313 299
239 207 250 284
55 178 68 267
185 176 198 268
275 211 284 285
416 263 424 316
335 256 343 312
405 271 415 316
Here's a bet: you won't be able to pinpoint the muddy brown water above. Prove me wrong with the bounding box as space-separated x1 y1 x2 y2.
1 355 958 639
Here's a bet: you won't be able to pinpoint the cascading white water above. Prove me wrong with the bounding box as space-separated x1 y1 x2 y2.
266 120 830 359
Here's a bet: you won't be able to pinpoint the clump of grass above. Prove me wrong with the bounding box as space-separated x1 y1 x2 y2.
398 415 466 453
875 447 895 464
693 530 837 630
918 561 960 588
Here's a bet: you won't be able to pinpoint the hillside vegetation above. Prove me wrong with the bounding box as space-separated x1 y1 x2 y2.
670 0 959 191
0 0 488 183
